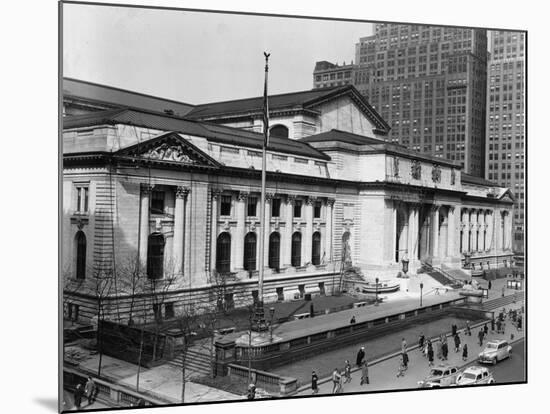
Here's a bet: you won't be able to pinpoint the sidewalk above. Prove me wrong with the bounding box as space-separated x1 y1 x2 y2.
295 300 525 395
65 347 242 405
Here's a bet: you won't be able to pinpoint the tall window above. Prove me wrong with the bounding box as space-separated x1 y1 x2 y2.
293 200 302 218
75 231 86 279
220 195 232 216
291 232 302 267
151 191 165 214
312 232 321 265
271 198 281 218
247 197 257 217
244 232 257 271
314 201 322 219
216 232 231 273
269 232 280 270
75 186 89 213
147 234 165 279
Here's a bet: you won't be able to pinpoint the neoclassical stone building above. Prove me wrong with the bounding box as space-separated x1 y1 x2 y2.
62 83 514 324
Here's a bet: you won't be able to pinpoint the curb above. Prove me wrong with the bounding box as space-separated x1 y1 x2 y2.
293 301 525 394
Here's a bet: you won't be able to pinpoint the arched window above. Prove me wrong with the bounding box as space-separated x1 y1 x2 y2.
75 231 86 279
216 232 231 274
244 232 257 271
269 124 289 139
291 232 302 267
269 232 280 270
147 234 165 279
312 232 321 265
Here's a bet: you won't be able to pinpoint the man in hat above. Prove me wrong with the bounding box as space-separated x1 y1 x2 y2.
356 346 365 367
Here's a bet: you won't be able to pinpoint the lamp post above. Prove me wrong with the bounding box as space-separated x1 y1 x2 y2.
375 277 379 306
269 307 275 342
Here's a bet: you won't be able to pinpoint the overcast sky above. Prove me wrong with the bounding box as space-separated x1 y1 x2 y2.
63 3 374 104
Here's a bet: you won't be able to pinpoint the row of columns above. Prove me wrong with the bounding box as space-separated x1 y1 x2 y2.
211 190 335 272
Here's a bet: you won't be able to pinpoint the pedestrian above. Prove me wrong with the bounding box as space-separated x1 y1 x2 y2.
350 315 356 324
73 384 84 410
310 302 315 318
402 351 409 369
338 369 345 393
454 333 461 353
491 317 496 332
488 280 492 290
344 360 352 383
401 337 407 353
427 342 434 366
517 316 522 331
396 355 406 377
466 322 472 336
84 376 96 406
360 361 370 385
502 286 505 298
311 370 319 394
502 320 506 333
483 323 488 337
478 328 484 346
247 384 256 400
331 368 341 394
451 324 457 337
441 341 448 360
356 346 365 367
462 344 468 361
496 319 502 334
418 332 425 352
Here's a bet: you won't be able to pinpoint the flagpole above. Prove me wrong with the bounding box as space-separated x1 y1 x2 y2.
254 51 270 331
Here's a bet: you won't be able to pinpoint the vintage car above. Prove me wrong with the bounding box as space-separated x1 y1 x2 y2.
456 366 495 386
417 364 460 388
478 339 512 365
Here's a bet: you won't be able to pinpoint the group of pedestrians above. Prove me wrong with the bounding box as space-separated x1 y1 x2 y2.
72 376 97 409
315 346 371 395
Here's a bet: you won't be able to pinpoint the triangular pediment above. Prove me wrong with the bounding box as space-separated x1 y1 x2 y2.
115 131 220 168
498 189 516 203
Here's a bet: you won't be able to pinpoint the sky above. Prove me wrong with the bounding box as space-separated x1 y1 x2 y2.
63 3 374 104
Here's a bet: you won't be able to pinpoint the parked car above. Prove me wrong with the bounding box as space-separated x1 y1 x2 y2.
417 364 460 388
478 339 512 365
456 366 495 386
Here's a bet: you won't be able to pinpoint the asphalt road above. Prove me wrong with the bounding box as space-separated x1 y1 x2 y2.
464 338 525 384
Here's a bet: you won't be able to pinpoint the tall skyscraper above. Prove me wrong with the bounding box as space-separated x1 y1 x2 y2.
314 23 488 177
486 31 525 252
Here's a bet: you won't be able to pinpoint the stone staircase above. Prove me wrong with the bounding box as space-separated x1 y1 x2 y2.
481 291 525 311
419 263 463 289
167 344 213 378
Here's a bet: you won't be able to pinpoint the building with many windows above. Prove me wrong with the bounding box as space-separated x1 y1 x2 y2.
486 31 525 252
312 61 355 89
314 23 489 177
62 79 514 324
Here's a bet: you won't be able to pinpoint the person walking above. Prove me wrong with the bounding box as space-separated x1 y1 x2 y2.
427 342 434 367
401 337 407 353
73 384 84 410
496 319 502 334
84 376 96 406
462 343 468 361
360 361 370 385
517 316 522 331
356 346 365 367
396 355 406 377
451 324 457 337
466 321 472 336
338 369 345 394
483 323 489 338
418 332 425 353
491 317 496 333
344 360 352 383
331 369 341 394
478 328 484 346
441 341 448 360
311 370 319 394
488 280 492 290
402 352 409 370
454 333 461 353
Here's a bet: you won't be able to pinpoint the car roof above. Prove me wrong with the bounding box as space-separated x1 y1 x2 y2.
463 366 488 374
433 364 458 370
487 339 507 345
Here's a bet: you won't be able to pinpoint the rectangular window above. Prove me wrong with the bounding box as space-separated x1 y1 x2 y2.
271 198 281 218
247 197 257 217
220 195 232 216
294 200 302 218
314 201 322 219
151 191 165 214
164 303 175 319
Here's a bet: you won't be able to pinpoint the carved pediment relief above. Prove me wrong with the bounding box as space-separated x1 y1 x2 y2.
142 143 196 164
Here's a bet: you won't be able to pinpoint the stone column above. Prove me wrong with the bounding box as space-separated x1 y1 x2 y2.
263 193 274 268
469 210 477 253
210 189 221 274
283 195 295 268
485 210 493 252
234 191 248 271
477 211 485 252
303 197 315 265
504 211 511 251
172 186 188 275
183 187 192 278
447 206 456 258
325 198 335 263
461 209 469 253
139 184 152 266
431 205 440 258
